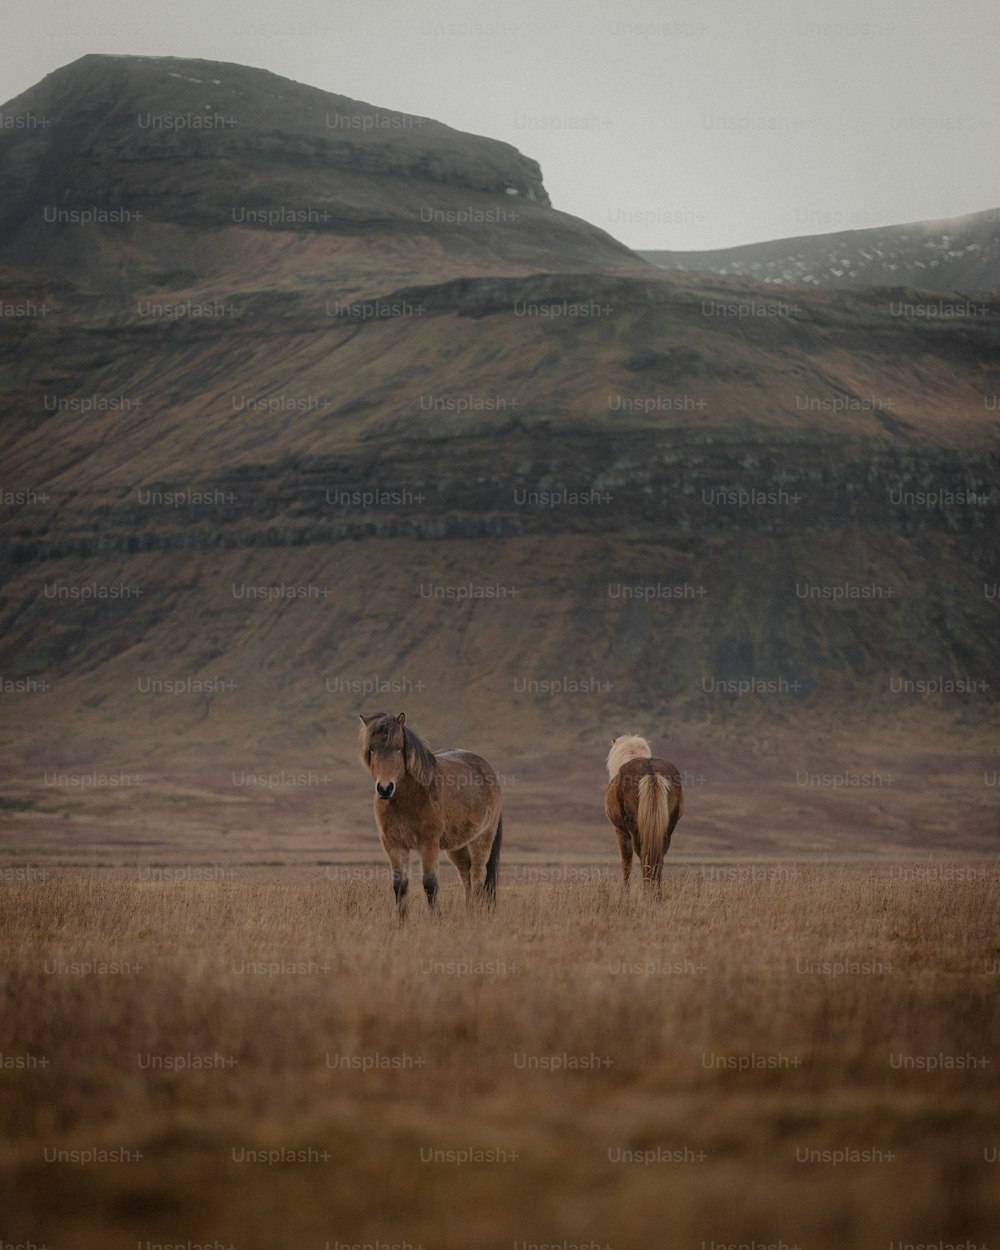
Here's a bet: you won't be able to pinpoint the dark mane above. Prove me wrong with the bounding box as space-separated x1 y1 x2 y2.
401 724 436 788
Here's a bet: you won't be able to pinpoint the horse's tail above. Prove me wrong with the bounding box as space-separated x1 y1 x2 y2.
636 774 671 882
484 813 502 903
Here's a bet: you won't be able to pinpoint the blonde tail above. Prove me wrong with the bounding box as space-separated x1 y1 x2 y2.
637 774 671 883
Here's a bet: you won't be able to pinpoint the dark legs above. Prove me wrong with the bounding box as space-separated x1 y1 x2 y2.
385 844 441 920
384 846 409 921
419 842 440 915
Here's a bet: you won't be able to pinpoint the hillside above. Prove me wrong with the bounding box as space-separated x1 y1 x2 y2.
642 207 1000 292
0 57 998 859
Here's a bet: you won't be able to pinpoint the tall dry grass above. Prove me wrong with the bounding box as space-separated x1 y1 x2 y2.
0 862 997 1249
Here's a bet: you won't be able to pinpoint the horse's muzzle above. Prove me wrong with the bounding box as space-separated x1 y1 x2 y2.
376 781 396 800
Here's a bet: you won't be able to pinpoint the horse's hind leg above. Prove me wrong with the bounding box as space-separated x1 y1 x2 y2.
445 846 473 904
467 831 493 908
615 827 634 891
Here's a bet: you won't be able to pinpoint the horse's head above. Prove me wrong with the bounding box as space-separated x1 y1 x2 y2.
360 711 406 799
359 710 435 799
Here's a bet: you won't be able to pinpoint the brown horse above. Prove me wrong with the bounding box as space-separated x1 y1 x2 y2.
359 711 503 917
604 733 684 892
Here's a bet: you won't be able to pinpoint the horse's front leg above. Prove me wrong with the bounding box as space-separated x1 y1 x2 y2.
418 839 441 915
382 840 410 922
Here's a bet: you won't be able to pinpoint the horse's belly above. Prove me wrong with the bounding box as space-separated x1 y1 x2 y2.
438 818 486 851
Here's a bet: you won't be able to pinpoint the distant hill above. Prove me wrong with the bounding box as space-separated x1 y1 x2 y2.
641 208 1000 291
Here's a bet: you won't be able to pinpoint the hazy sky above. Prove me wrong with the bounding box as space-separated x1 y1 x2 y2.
3 0 998 250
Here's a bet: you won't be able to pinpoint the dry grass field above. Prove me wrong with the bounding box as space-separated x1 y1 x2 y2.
1 862 998 1250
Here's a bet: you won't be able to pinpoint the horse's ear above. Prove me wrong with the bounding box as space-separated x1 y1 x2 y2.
395 711 406 727
360 713 376 726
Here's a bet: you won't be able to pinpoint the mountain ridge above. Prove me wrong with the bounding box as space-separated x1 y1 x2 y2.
641 207 1000 292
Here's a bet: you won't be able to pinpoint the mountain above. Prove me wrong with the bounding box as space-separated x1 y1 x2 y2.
0 54 643 289
641 208 1000 291
0 57 997 860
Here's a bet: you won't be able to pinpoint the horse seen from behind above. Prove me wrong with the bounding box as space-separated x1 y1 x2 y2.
604 733 684 893
359 711 503 918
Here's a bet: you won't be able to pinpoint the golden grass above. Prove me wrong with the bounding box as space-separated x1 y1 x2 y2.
1 863 998 1249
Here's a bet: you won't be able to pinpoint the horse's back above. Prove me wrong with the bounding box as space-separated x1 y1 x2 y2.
436 747 499 781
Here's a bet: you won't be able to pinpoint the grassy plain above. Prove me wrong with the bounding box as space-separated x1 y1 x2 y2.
1 862 997 1249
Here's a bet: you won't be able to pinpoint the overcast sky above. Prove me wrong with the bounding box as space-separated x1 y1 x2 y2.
3 0 998 250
